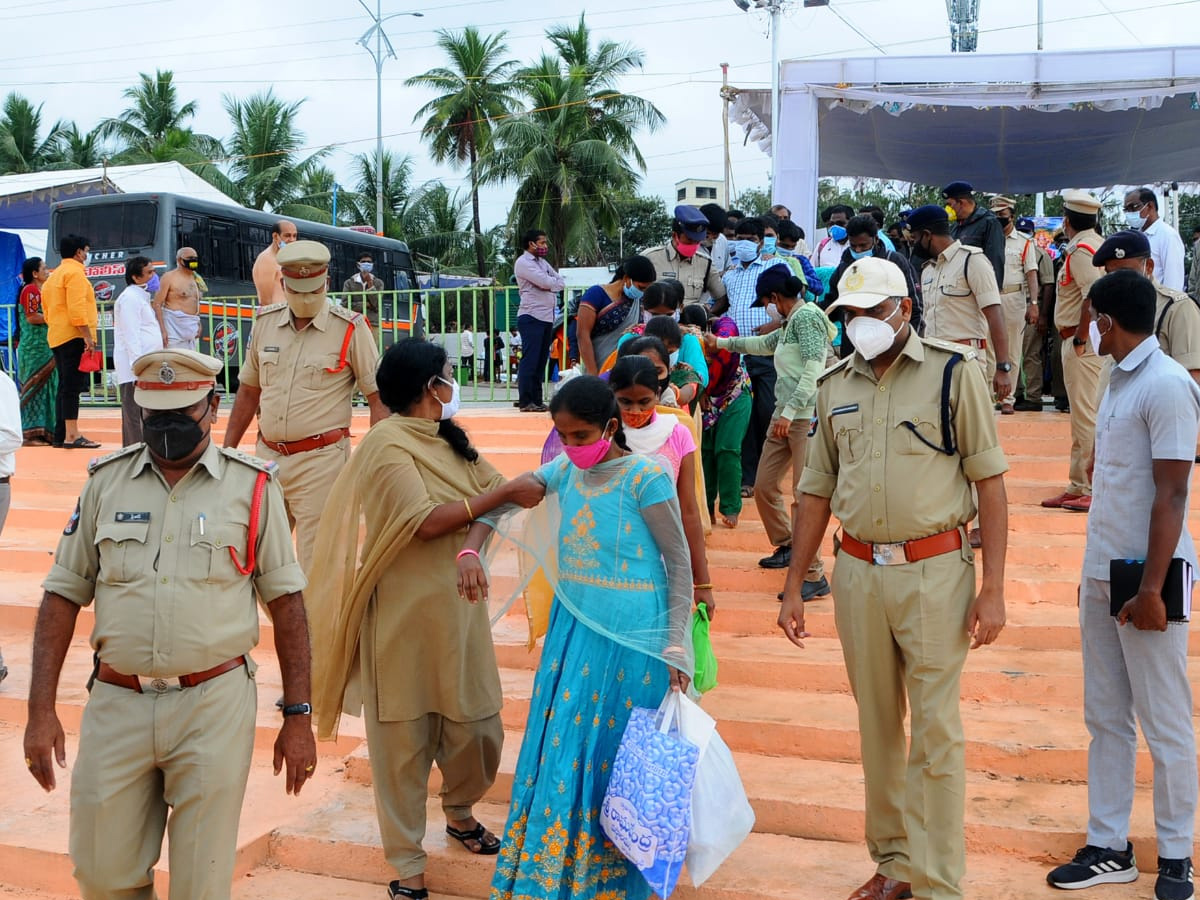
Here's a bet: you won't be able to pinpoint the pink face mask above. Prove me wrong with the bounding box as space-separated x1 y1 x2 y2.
563 436 612 469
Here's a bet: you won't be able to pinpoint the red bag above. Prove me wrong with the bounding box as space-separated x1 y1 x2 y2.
78 349 103 373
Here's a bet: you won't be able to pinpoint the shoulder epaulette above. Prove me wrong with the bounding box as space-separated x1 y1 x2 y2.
329 304 363 325
922 336 979 362
817 356 853 383
87 443 143 474
1157 283 1194 304
219 447 279 477
255 302 288 319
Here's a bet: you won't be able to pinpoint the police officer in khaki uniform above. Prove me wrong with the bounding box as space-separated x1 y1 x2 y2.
224 240 388 571
640 205 728 307
1014 218 1056 410
778 258 1009 900
906 205 1014 400
23 348 316 900
989 197 1039 414
1093 230 1200 383
1042 190 1104 512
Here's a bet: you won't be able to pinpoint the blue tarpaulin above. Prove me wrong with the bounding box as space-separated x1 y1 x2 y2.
0 231 27 373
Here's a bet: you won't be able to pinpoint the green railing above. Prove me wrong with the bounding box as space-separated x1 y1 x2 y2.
2 286 585 408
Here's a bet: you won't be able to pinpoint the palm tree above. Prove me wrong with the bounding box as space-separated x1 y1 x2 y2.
406 27 518 277
277 164 342 225
346 148 415 238
405 181 472 267
99 70 222 162
0 92 66 174
484 18 661 266
51 123 107 169
222 89 327 211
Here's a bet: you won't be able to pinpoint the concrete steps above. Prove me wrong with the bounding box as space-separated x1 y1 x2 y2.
1 408 1196 899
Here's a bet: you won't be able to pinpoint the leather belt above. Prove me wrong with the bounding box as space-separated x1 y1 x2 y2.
1000 286 1024 294
259 427 350 456
840 528 963 566
96 655 246 693
952 338 987 349
1058 326 1078 340
0 476 9 484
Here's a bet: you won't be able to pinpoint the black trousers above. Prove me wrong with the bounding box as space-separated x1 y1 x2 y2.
516 315 554 407
740 354 777 490
51 338 87 444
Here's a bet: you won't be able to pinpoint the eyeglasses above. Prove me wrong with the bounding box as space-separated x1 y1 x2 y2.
1122 202 1145 213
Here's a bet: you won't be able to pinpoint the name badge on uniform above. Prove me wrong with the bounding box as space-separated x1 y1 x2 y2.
264 346 280 353
831 403 859 417
115 511 151 523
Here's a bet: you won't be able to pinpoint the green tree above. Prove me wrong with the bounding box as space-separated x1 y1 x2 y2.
596 192 672 262
406 27 518 277
406 181 473 270
222 89 327 211
51 123 107 169
99 70 222 163
0 92 65 174
346 149 416 238
733 187 771 217
277 164 342 225
484 16 662 267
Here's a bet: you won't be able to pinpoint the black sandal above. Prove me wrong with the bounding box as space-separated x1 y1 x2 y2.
387 882 428 900
445 821 501 855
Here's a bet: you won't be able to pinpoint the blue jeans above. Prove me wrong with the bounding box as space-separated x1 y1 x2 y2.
517 315 554 407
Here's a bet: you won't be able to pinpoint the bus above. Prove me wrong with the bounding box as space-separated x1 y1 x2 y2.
47 192 423 385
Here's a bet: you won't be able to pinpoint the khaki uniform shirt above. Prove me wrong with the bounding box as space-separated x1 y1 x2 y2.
43 442 306 677
240 302 380 442
1053 229 1102 330
920 240 1001 342
640 242 727 305
1035 245 1055 288
799 330 1009 542
1154 281 1200 372
1002 231 1038 295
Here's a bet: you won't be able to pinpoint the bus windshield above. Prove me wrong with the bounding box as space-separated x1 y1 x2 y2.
56 200 157 251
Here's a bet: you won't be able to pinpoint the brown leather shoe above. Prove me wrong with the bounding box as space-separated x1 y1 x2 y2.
846 873 913 900
1041 491 1084 509
1061 494 1091 512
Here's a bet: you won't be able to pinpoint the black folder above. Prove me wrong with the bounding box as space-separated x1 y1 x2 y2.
1108 558 1193 621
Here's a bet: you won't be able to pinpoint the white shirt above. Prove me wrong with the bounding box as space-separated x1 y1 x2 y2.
708 234 730 275
1144 218 1187 292
0 370 20 479
812 236 849 268
113 284 163 385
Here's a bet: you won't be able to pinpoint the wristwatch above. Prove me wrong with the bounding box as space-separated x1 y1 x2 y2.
281 702 313 717
1072 336 1087 347
996 361 1014 373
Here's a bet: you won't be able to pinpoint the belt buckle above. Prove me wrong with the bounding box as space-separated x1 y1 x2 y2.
138 675 176 693
872 541 907 566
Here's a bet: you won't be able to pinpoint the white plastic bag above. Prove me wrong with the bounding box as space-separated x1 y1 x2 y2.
675 695 755 886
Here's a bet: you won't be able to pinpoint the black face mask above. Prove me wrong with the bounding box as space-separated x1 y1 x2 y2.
143 411 207 461
997 217 1011 229
658 375 672 396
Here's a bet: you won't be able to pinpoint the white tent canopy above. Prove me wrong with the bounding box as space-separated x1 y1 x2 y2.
738 46 1200 238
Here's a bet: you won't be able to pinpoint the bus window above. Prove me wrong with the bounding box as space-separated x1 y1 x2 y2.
56 201 157 251
209 218 239 283
177 212 207 257
239 222 271 281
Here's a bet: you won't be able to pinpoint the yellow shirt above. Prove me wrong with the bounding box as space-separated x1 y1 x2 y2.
799 330 1009 542
43 442 307 677
1053 229 1102 330
42 257 98 348
1001 231 1038 294
920 240 1001 343
1155 281 1200 372
239 301 380 442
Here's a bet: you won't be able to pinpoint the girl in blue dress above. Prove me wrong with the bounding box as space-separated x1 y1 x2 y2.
457 375 694 900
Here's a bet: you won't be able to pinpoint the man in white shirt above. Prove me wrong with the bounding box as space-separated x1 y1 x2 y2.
114 256 166 445
1124 188 1186 292
0 366 20 685
811 204 853 268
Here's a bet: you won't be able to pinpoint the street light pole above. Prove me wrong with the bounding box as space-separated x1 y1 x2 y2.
357 2 424 236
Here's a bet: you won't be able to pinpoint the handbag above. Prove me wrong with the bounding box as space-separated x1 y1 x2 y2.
78 349 103 373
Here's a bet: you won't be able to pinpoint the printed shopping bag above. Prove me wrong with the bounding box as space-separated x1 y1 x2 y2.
601 692 700 899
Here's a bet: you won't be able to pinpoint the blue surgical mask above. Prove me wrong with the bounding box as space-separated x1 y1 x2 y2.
762 236 777 255
1124 211 1145 230
145 273 161 293
830 225 848 242
669 350 679 367
358 262 373 273
777 247 794 257
734 240 760 263
623 282 644 302
850 248 873 260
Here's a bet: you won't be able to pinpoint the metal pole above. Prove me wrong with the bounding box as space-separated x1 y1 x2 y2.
721 63 731 208
1037 0 1044 50
332 182 339 225
770 1 781 194
375 0 384 236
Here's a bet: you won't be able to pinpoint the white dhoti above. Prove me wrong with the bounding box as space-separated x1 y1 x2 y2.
163 307 201 350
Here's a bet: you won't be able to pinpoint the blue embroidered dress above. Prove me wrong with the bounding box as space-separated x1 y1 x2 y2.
490 453 693 900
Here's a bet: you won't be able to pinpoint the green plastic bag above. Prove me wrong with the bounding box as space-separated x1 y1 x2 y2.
691 602 718 694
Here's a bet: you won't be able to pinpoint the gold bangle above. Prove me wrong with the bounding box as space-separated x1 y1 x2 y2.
693 583 714 590
464 498 474 520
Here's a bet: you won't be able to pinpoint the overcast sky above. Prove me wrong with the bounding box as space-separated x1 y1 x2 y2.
7 0 1196 228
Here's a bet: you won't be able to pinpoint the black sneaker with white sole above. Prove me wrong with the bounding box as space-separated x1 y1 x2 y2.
1048 843 1138 889
1156 857 1194 900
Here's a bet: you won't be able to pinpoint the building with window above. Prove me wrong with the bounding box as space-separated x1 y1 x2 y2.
674 178 725 209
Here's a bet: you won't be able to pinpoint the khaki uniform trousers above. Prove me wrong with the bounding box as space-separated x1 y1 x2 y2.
832 547 974 900
256 436 350 574
1020 322 1044 400
754 417 824 582
1000 292 1026 405
70 666 257 900
1060 341 1104 496
361 601 503 880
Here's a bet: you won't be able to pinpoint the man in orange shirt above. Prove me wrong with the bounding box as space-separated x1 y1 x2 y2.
42 233 100 448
